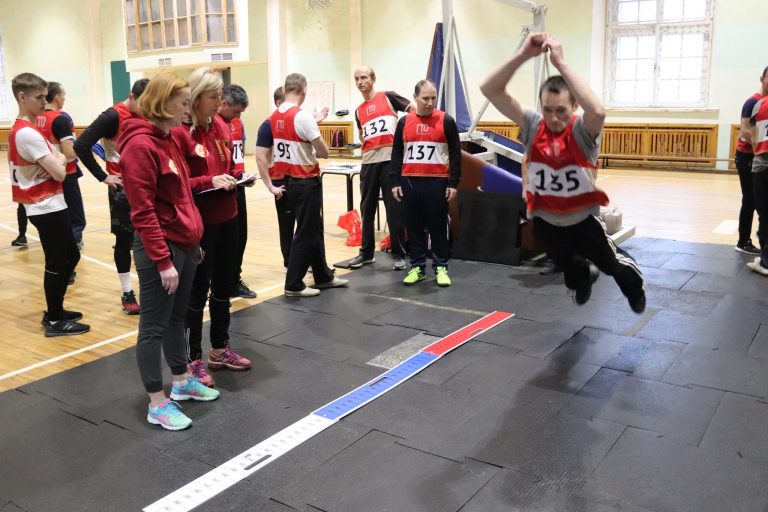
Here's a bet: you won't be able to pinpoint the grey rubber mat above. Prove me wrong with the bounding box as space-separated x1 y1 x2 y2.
267 289 402 322
747 324 768 359
228 301 324 341
638 266 695 289
698 392 768 464
473 317 583 358
638 309 759 351
371 303 483 336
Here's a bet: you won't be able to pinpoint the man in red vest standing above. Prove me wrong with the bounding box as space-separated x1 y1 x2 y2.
480 32 645 312
350 66 412 270
74 78 149 314
271 73 349 296
747 95 768 276
390 79 462 287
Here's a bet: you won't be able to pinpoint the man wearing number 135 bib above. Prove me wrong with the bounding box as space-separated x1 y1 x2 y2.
390 79 461 288
481 33 645 313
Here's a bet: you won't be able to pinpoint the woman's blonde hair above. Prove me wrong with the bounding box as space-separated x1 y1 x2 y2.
138 72 189 120
188 66 224 127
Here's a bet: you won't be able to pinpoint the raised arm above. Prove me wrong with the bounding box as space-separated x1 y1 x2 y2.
479 32 548 126
544 37 606 137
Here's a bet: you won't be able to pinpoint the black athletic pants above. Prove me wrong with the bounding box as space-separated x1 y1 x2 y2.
359 160 406 258
273 179 296 268
735 150 762 246
401 176 450 271
108 186 134 274
234 186 248 284
284 176 334 291
28 209 79 321
63 173 86 243
186 217 239 361
533 215 645 301
753 171 768 266
134 238 198 393
16 203 27 237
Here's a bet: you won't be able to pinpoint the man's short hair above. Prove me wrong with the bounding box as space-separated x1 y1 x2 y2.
223 84 249 108
273 86 285 106
131 78 150 99
358 66 375 80
414 79 437 96
762 66 768 78
284 73 307 95
45 82 64 103
11 73 47 99
539 75 575 105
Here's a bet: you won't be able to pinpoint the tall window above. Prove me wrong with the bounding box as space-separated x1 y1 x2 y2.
124 0 237 53
605 0 714 107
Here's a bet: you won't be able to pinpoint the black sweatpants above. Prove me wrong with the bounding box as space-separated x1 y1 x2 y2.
108 186 134 274
28 208 80 321
753 170 768 266
186 217 239 361
63 173 86 243
401 176 450 271
359 160 406 258
284 176 334 291
134 238 198 394
533 215 645 301
234 186 248 284
273 179 295 268
735 150 762 245
16 203 27 237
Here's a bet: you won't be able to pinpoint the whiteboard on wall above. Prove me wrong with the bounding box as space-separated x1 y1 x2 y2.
303 81 334 113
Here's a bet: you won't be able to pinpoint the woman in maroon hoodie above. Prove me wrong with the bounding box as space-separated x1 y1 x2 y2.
119 72 221 431
177 67 251 388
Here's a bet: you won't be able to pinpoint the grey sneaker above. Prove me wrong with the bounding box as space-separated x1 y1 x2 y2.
392 258 407 270
315 277 350 289
349 254 375 269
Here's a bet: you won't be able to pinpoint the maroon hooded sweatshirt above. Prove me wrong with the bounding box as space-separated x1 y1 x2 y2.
118 117 204 272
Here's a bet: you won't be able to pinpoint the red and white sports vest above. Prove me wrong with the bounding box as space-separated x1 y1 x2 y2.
9 119 63 205
35 110 77 175
401 110 449 178
525 116 609 218
737 92 763 154
356 92 398 154
222 115 245 173
753 98 768 156
103 102 136 176
269 106 320 179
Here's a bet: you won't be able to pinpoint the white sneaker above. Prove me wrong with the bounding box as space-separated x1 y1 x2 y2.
285 287 321 297
746 256 768 276
315 277 350 289
392 258 407 270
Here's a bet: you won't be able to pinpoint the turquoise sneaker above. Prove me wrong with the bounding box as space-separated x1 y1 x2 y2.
170 376 221 402
403 267 426 285
435 266 452 287
147 399 192 431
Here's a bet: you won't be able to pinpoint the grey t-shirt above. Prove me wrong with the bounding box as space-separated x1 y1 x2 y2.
518 108 603 226
750 99 768 172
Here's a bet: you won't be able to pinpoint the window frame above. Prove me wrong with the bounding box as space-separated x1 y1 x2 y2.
604 0 714 108
123 0 238 54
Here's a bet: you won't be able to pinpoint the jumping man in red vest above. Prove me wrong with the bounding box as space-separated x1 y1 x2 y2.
733 67 768 255
9 73 89 336
74 78 149 315
350 66 412 270
271 73 349 296
481 33 645 313
390 79 462 287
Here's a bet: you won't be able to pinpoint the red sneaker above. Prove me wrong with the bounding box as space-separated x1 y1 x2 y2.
188 358 215 387
121 291 140 315
208 346 252 371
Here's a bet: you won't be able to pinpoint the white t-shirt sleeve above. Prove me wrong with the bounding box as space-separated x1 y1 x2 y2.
16 127 53 162
294 110 321 142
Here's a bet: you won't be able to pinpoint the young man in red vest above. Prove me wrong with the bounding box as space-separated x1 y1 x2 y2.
74 78 149 315
747 96 768 276
271 73 349 296
481 33 645 312
36 82 86 268
734 67 768 255
216 84 258 299
390 79 462 287
10 73 89 336
350 66 412 270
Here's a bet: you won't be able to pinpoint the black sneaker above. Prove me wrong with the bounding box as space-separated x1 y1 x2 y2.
11 235 27 247
45 320 90 337
574 264 600 305
68 271 76 285
231 280 257 299
41 310 83 325
628 290 647 314
349 254 375 269
735 241 761 255
539 258 563 275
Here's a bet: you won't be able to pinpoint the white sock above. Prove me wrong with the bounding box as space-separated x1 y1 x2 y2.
118 272 132 293
174 379 188 387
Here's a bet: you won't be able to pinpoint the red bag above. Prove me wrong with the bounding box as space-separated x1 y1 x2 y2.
338 209 362 246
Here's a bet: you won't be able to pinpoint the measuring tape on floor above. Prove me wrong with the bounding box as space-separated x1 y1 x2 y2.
144 310 514 512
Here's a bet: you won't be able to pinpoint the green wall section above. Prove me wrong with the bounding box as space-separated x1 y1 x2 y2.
110 60 130 105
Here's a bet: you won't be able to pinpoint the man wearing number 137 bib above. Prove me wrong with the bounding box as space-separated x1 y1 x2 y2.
481 33 645 313
390 79 462 288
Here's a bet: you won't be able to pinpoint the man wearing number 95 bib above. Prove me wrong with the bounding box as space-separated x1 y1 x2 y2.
390 79 462 288
480 33 645 313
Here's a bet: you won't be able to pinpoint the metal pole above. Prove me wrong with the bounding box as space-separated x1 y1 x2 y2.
452 19 473 122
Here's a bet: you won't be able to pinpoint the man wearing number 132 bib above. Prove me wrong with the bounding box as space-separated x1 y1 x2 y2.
481 33 645 313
